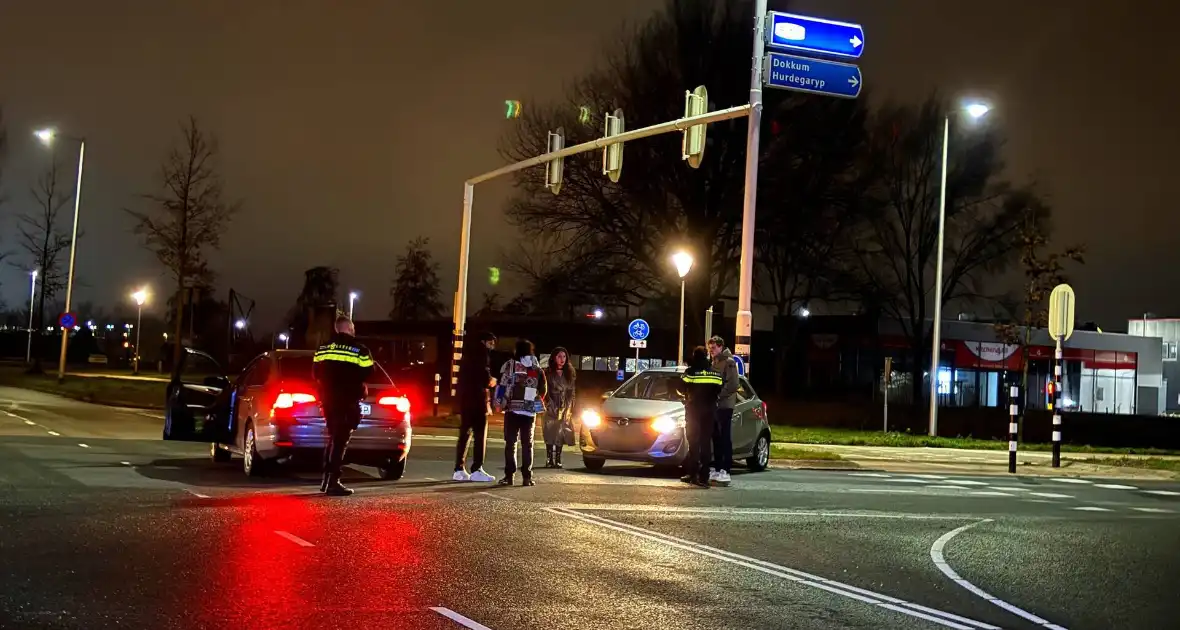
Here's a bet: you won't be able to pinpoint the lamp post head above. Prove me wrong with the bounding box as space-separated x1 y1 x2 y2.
31 269 38 279
278 333 289 342
671 251 694 279
131 289 148 306
235 319 247 330
349 291 359 300
34 128 56 145
965 102 991 120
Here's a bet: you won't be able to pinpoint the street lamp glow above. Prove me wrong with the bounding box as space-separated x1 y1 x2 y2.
965 102 991 120
131 288 148 306
348 291 359 320
34 128 56 145
671 251 694 279
592 308 604 319
800 307 811 318
278 333 288 342
235 319 247 330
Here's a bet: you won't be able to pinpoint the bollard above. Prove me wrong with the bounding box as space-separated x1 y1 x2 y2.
1052 344 1062 467
1008 384 1019 474
433 373 440 418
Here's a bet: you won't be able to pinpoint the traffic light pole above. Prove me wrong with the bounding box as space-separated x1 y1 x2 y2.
734 0 767 374
450 103 754 396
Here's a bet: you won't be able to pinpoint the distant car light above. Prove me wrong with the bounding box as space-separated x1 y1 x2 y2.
581 409 602 428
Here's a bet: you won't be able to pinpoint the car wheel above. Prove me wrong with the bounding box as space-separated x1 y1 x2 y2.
377 455 406 481
746 432 770 472
243 422 266 477
210 442 231 463
583 456 606 471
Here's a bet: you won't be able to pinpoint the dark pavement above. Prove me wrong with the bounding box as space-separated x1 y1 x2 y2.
1 386 1178 629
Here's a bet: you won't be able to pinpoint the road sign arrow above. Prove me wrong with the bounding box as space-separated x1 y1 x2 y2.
850 35 863 48
848 76 859 88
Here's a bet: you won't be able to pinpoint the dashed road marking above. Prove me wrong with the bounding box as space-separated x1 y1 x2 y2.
24 420 36 426
928 485 970 490
120 461 132 466
1050 478 1093 484
990 487 1031 492
940 479 989 486
969 491 1013 497
46 430 60 436
848 488 919 494
430 607 494 630
183 489 210 499
1093 484 1138 490
274 530 315 547
1030 492 1073 499
848 472 892 478
1072 506 1113 512
77 443 90 448
1143 490 1180 497
1131 507 1171 513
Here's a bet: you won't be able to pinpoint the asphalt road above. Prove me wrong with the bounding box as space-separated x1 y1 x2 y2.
1 385 1178 629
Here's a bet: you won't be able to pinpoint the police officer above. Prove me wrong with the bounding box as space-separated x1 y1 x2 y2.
676 346 723 488
313 315 374 496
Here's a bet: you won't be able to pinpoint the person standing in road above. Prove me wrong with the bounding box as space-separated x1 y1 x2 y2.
676 346 723 488
707 335 740 487
313 315 374 496
542 346 576 469
454 331 498 482
493 339 547 486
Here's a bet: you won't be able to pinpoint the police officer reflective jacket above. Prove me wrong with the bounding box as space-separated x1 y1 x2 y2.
313 333 375 405
677 366 723 410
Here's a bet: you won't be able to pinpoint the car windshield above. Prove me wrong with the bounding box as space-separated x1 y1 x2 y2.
277 355 397 388
612 372 683 402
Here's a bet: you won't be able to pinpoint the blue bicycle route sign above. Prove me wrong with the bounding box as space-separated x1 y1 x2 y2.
765 11 865 59
628 319 650 341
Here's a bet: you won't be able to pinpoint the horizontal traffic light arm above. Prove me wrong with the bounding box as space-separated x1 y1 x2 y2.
466 103 752 186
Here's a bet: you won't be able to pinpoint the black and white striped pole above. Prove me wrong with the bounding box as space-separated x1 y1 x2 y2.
433 373 441 418
1048 283 1076 470
1008 382 1019 474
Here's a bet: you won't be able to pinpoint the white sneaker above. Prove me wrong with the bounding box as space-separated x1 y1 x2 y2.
452 469 470 481
708 469 720 482
468 468 495 482
715 470 732 486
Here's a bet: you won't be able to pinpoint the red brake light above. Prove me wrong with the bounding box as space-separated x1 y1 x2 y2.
378 395 411 413
273 392 316 410
760 401 767 418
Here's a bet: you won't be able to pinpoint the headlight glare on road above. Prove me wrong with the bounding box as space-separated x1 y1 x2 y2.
651 415 682 434
581 409 602 428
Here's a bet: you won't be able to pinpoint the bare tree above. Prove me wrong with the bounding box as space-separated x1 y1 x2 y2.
0 105 9 272
16 157 75 370
849 96 1031 403
390 237 444 321
125 116 239 366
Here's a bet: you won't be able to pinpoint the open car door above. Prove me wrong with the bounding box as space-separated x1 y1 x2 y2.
163 348 231 442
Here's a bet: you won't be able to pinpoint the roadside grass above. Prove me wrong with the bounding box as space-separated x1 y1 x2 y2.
1082 456 1180 473
770 444 843 461
769 425 1180 457
0 367 164 409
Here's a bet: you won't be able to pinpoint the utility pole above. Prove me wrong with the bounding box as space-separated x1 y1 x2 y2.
734 0 767 375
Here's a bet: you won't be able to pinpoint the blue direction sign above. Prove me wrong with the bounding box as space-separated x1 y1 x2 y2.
764 52 862 99
628 318 650 341
733 355 746 377
766 11 865 59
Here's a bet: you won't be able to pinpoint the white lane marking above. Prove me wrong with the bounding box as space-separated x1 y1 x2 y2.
132 411 165 420
46 430 60 436
1143 490 1180 496
77 443 90 449
1131 507 1171 513
430 607 494 630
927 485 969 490
848 488 918 494
989 487 1031 492
969 491 1013 497
906 474 949 480
183 489 209 498
1050 478 1093 484
424 477 437 481
940 479 989 486
3 410 31 421
930 519 1068 629
848 472 892 478
274 530 315 547
24 420 36 426
887 478 932 484
1030 492 1073 499
1093 484 1138 490
550 507 997 629
571 505 967 520
1072 506 1113 512
120 461 132 466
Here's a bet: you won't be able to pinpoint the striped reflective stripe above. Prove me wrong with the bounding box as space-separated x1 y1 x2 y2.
682 374 722 384
313 350 374 367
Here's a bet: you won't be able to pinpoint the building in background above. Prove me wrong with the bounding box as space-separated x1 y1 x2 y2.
1128 317 1179 414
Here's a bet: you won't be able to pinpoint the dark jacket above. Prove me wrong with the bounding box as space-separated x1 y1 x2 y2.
457 341 494 410
313 333 374 406
711 348 740 409
677 364 723 411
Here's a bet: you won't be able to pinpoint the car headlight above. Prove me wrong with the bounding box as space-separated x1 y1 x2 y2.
651 415 684 434
581 409 602 428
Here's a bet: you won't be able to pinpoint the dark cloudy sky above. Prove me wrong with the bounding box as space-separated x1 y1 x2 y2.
1 0 1177 330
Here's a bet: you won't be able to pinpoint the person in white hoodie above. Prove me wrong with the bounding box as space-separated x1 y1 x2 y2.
493 339 548 486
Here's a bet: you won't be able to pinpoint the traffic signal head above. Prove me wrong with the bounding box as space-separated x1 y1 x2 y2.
505 100 522 119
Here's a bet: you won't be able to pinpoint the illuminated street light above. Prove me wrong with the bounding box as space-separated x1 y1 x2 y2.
592 308 604 319
800 307 811 318
130 288 148 374
670 251 694 365
26 270 38 364
235 319 247 330
34 126 86 383
278 332 290 349
929 100 993 436
349 291 359 320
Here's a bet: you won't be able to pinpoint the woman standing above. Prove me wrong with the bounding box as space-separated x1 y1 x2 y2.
543 347 577 468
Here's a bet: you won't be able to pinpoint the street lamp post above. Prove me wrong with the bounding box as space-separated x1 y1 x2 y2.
26 270 38 364
671 251 694 365
131 289 147 374
35 128 86 383
278 333 289 349
928 102 991 436
349 292 358 320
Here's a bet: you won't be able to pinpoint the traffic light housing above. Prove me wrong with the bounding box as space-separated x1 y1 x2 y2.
602 108 625 183
545 127 565 195
681 85 708 169
505 100 522 119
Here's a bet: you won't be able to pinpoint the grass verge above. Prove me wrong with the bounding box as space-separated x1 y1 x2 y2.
0 368 164 409
1082 457 1180 473
769 444 843 461
769 425 1180 457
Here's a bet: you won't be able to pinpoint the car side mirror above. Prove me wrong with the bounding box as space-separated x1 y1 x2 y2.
601 390 614 399
203 375 230 390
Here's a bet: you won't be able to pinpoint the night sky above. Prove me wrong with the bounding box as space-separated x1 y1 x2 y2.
1 0 1177 330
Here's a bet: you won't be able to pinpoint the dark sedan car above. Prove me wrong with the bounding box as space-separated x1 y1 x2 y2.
163 348 412 480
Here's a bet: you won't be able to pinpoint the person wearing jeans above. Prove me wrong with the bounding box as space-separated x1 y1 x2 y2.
454 331 497 482
707 336 740 486
493 339 547 487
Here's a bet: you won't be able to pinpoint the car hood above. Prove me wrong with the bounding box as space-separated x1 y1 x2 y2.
601 397 685 419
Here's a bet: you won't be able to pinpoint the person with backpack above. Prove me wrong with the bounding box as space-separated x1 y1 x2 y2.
493 339 547 486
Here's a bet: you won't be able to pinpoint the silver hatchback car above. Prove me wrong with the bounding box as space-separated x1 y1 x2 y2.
578 367 771 472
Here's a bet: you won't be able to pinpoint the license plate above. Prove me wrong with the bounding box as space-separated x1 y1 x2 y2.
359 403 371 416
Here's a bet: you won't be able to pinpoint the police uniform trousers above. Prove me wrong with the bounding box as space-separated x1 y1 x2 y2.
323 398 361 477
683 403 714 481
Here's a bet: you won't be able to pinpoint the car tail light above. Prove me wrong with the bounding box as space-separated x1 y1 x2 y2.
273 392 317 409
378 395 411 413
